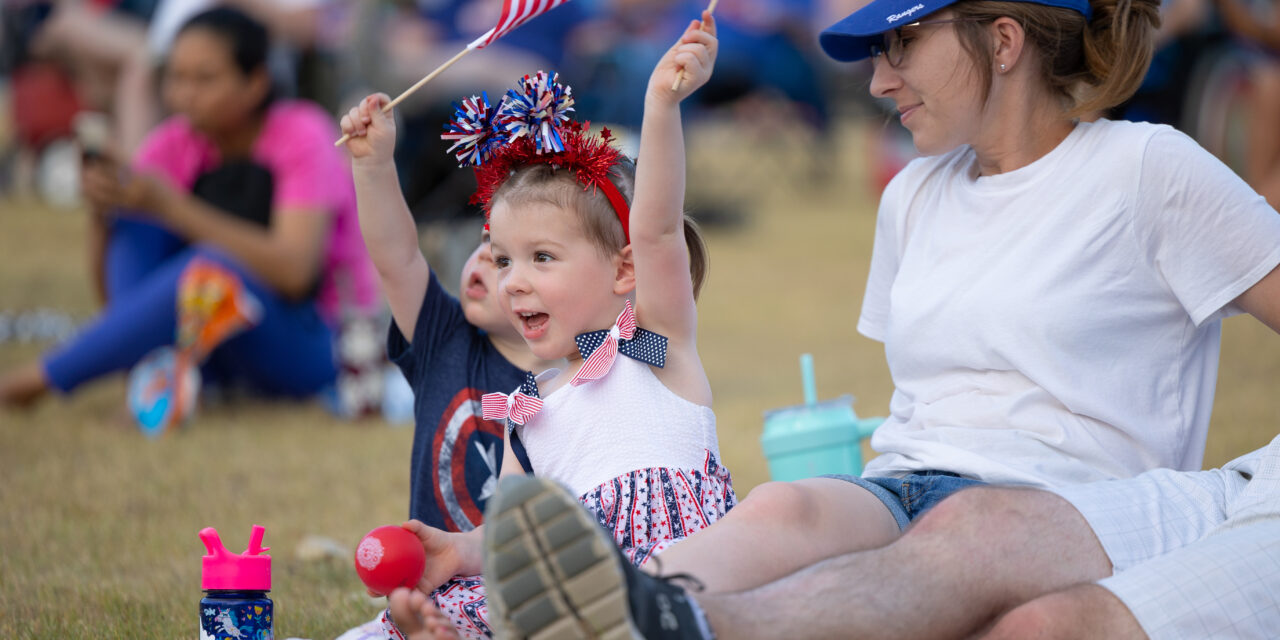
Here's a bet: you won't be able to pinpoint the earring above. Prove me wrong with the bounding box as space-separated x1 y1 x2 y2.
1000 63 1007 72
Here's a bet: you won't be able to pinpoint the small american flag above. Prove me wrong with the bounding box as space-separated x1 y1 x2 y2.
468 0 572 50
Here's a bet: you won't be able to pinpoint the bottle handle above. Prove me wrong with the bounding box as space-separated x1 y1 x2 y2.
854 417 885 440
199 527 226 558
246 524 270 555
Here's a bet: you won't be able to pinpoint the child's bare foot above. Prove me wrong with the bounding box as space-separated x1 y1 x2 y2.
0 362 49 409
388 588 461 640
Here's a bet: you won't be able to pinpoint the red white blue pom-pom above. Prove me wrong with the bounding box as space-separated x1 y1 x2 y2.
445 72 627 216
499 71 575 155
442 92 503 167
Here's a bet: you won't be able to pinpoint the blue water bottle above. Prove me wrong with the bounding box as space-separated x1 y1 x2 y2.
199 525 274 640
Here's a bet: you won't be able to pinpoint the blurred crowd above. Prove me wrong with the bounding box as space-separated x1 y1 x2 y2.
0 0 870 214
7 0 1280 213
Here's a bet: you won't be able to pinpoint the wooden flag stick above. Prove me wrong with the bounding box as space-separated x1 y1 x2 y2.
670 0 719 92
335 47 475 146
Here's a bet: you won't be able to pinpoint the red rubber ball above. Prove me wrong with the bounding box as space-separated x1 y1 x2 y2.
354 525 427 596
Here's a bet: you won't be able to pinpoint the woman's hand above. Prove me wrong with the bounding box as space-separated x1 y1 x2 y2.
340 93 397 168
81 157 177 218
647 11 718 106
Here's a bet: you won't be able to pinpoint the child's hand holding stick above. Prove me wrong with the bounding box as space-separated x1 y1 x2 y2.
340 93 397 166
671 0 719 91
654 11 718 103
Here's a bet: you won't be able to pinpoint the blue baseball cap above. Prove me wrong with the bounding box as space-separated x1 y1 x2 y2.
819 0 1094 62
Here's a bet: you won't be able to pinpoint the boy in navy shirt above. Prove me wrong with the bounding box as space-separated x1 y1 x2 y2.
388 230 556 531
343 93 559 533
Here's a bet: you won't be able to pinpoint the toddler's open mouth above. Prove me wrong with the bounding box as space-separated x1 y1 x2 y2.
518 311 549 339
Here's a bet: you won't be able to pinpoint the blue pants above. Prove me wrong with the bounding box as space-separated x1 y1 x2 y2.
42 216 337 396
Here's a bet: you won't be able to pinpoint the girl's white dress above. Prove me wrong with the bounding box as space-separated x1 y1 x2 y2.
382 336 736 639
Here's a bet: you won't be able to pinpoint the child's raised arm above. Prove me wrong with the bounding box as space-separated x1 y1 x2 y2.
341 93 431 341
629 13 717 343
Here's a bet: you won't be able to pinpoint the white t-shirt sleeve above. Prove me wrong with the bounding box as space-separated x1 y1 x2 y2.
857 163 915 342
1132 128 1280 326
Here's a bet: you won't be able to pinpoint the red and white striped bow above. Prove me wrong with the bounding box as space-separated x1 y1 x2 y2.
468 0 572 50
570 301 638 386
481 389 543 425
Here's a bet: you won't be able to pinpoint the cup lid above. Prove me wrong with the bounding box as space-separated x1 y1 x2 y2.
200 525 271 591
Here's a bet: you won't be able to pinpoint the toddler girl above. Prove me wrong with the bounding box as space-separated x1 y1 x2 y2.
342 13 728 640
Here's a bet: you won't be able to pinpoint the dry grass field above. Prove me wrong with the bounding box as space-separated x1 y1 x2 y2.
2 118 1277 638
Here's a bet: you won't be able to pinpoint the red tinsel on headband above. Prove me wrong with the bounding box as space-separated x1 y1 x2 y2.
471 121 624 210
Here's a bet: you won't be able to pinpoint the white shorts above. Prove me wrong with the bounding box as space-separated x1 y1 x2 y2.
1052 437 1280 639
1096 518 1280 639
1052 465 1249 573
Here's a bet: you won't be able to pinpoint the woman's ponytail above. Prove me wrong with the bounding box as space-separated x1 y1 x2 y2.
1074 0 1162 117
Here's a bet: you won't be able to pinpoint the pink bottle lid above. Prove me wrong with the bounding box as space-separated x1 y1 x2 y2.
200 525 272 591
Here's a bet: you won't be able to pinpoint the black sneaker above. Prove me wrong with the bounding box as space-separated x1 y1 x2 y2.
482 475 712 640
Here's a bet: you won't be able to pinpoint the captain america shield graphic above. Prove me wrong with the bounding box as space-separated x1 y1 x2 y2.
432 388 505 532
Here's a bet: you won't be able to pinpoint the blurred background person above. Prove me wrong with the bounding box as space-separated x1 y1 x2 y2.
1 0 158 205
18 0 159 161
1213 0 1280 207
0 7 378 411
0 0 352 202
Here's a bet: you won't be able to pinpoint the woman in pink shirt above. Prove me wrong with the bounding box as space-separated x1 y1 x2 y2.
0 7 377 409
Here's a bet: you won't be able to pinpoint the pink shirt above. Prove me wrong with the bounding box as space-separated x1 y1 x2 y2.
134 100 378 323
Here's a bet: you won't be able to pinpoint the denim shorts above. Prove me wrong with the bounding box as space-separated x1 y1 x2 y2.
822 471 987 531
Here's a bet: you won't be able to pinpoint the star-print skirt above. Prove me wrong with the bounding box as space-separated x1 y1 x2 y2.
380 451 737 639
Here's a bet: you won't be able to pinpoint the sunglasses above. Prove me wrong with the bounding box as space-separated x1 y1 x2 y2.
868 17 987 68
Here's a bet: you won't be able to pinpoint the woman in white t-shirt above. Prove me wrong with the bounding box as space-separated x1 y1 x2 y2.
580 0 1280 597
414 0 1280 637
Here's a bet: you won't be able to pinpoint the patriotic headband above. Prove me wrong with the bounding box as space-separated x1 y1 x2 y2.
442 71 632 242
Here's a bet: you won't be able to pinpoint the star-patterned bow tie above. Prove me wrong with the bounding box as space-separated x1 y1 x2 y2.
481 371 543 426
570 300 668 386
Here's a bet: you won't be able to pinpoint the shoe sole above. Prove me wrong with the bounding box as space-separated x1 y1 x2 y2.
483 475 642 640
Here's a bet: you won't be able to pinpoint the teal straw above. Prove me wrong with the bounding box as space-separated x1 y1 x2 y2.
800 353 817 406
